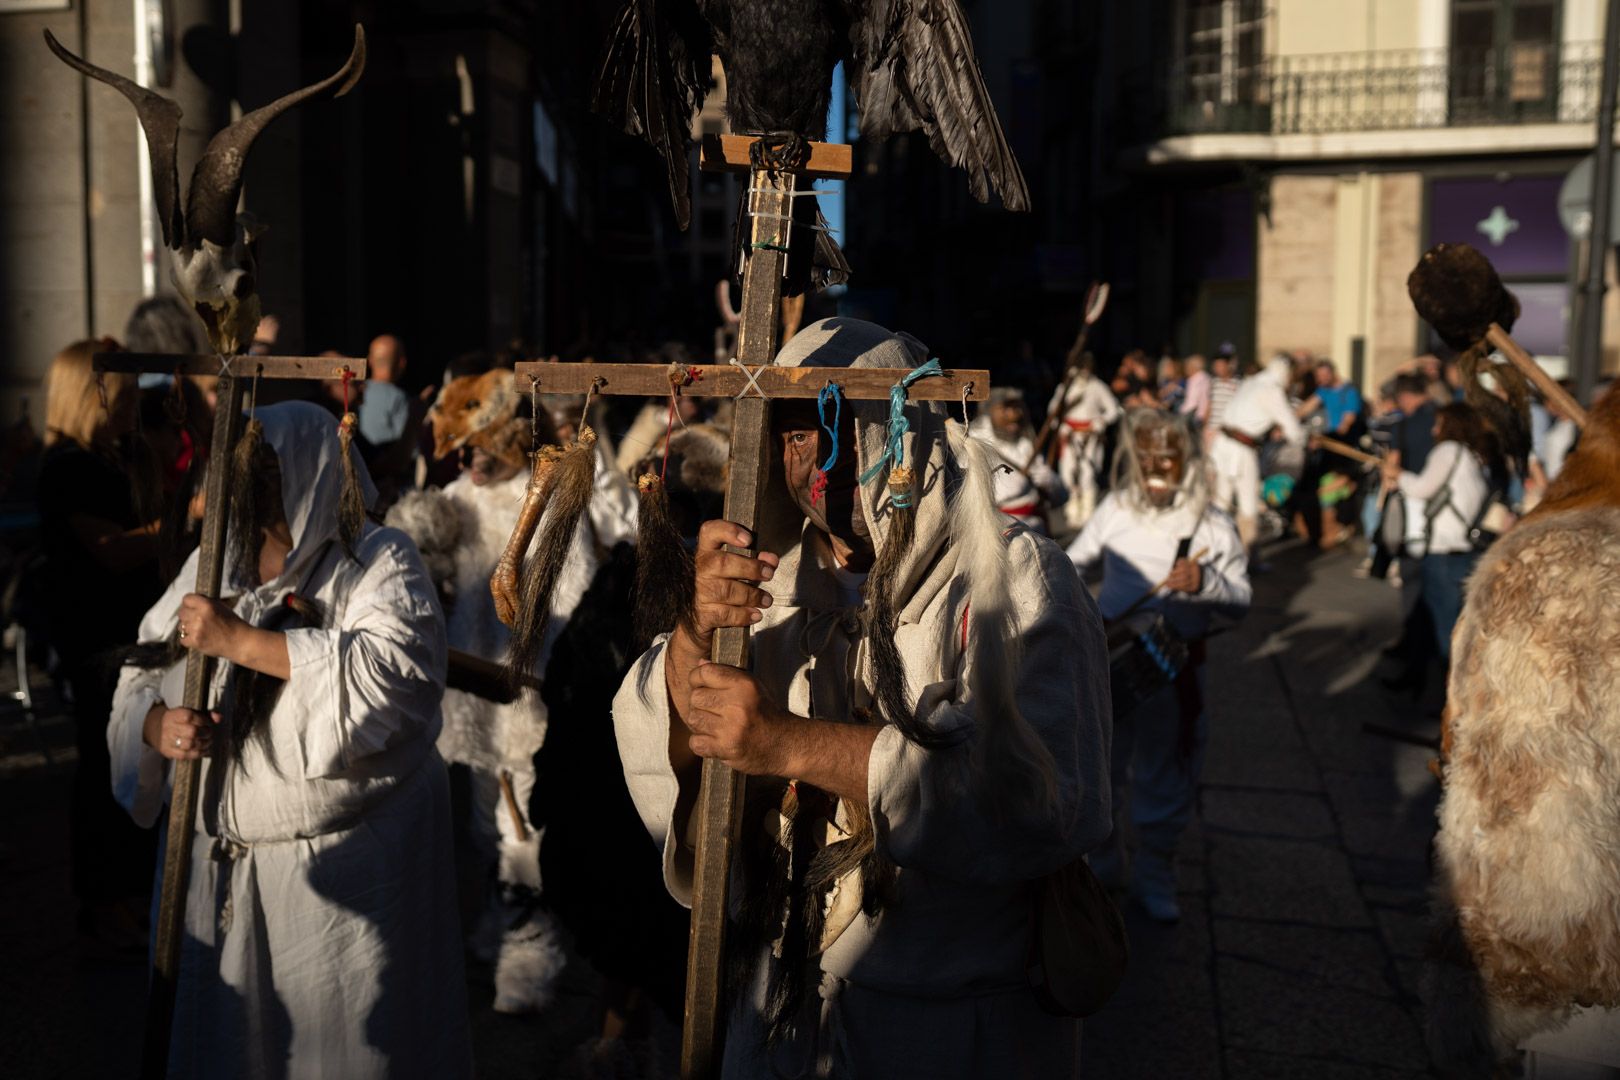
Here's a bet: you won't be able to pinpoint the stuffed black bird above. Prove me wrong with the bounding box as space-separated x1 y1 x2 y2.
595 0 1030 291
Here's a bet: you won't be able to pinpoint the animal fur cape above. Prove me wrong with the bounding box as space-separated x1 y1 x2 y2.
1429 503 1620 1068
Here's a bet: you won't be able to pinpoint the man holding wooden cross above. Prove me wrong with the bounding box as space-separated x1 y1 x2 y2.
613 317 1113 1076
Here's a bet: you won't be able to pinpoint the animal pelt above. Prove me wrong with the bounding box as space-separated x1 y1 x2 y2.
508 434 598 688
433 470 599 772
1429 502 1620 1068
668 422 730 494
383 487 462 608
492 906 569 1015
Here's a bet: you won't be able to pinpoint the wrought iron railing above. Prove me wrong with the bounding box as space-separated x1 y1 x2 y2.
1164 42 1603 137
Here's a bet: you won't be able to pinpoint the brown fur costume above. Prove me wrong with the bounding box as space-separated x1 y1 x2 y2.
1428 385 1620 1071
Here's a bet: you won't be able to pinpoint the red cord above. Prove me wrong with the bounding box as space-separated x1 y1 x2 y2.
340 367 353 412
660 393 677 481
660 368 704 481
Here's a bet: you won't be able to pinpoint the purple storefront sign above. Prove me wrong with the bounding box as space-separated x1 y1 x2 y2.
1427 175 1569 277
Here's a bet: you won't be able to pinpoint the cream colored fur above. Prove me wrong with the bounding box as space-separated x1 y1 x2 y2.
1430 504 1620 1067
417 472 599 772
944 420 1059 816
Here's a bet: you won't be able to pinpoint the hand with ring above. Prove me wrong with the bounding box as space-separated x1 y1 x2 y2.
175 593 248 660
142 702 220 762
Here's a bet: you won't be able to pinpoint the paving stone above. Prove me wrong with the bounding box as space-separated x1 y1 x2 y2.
1214 921 1398 998
1202 788 1337 840
1209 834 1373 928
1217 953 1427 1067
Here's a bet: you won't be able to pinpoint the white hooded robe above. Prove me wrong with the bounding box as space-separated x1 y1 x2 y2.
108 402 471 1079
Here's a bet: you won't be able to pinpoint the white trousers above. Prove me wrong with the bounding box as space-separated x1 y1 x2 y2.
1210 434 1261 522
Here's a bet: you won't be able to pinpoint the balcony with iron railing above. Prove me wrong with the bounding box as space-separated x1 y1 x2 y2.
1164 42 1603 138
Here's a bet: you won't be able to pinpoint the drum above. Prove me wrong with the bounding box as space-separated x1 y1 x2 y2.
1106 612 1188 719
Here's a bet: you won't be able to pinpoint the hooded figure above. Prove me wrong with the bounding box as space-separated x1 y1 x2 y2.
612 317 1111 1077
1209 355 1304 556
108 401 471 1078
1066 409 1250 922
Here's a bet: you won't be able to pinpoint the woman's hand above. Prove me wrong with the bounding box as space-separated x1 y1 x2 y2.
177 593 247 662
142 702 220 761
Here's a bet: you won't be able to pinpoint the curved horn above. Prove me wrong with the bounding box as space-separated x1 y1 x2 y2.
184 24 366 248
44 29 184 249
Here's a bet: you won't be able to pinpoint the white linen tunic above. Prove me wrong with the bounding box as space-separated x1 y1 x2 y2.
109 403 470 1079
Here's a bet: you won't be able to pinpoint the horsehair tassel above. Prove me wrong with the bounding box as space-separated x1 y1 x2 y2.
505 426 597 690
227 415 266 584
491 444 565 627
336 411 366 559
632 471 696 655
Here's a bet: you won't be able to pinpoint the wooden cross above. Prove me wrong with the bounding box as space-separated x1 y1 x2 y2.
514 135 986 1078
93 349 367 1080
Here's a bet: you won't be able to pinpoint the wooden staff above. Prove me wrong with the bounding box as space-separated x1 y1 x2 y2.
1105 547 1210 630
1486 323 1588 429
1026 281 1111 472
1314 435 1381 467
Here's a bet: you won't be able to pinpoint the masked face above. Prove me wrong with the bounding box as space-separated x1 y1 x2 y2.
990 399 1025 438
777 404 873 570
1135 427 1186 507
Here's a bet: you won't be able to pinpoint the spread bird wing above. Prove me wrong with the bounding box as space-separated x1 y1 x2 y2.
593 0 714 230
44 29 184 248
845 0 1030 211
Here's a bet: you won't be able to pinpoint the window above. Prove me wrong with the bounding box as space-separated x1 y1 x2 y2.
1450 0 1561 122
1174 0 1268 133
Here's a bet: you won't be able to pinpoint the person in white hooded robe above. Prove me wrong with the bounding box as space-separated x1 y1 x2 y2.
613 317 1112 1078
108 401 471 1078
1067 408 1249 923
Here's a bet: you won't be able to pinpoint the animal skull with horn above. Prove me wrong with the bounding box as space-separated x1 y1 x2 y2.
44 26 367 354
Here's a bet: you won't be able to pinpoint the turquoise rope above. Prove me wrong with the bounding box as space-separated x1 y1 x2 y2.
816 382 843 475
859 358 945 487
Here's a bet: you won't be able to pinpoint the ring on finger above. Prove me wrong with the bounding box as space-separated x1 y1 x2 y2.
174 736 183 748
179 625 188 639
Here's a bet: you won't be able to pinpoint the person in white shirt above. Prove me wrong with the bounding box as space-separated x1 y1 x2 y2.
1068 409 1250 922
1203 347 1242 450
1381 401 1495 662
1210 356 1304 556
1046 367 1121 533
968 386 1069 534
1179 354 1211 427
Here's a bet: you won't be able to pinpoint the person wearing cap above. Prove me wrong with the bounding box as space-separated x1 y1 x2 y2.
968 385 1070 534
1210 355 1304 557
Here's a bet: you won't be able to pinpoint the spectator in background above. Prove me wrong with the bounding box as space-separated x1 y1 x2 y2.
1306 359 1364 438
1179 354 1211 429
360 334 424 513
1157 357 1186 412
1112 350 1159 409
1382 402 1496 665
1205 344 1242 451
360 334 411 446
37 340 165 952
1380 372 1441 693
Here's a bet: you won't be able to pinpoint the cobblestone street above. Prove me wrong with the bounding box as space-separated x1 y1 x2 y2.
1083 538 1442 1079
1 536 1443 1078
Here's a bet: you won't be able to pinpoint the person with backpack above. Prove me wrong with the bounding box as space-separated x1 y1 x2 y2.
1381 401 1502 662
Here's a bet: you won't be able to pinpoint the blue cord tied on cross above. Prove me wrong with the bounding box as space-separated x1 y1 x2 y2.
859 358 945 508
810 381 843 506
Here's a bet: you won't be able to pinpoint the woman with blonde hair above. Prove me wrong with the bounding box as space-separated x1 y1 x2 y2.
37 338 166 952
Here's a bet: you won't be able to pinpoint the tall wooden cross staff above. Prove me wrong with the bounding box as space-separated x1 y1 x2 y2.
92 348 367 1079
514 134 987 1077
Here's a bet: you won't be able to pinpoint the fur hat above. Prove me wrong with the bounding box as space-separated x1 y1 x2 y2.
428 369 526 466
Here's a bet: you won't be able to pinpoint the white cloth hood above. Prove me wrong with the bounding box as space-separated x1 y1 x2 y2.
252 401 377 583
